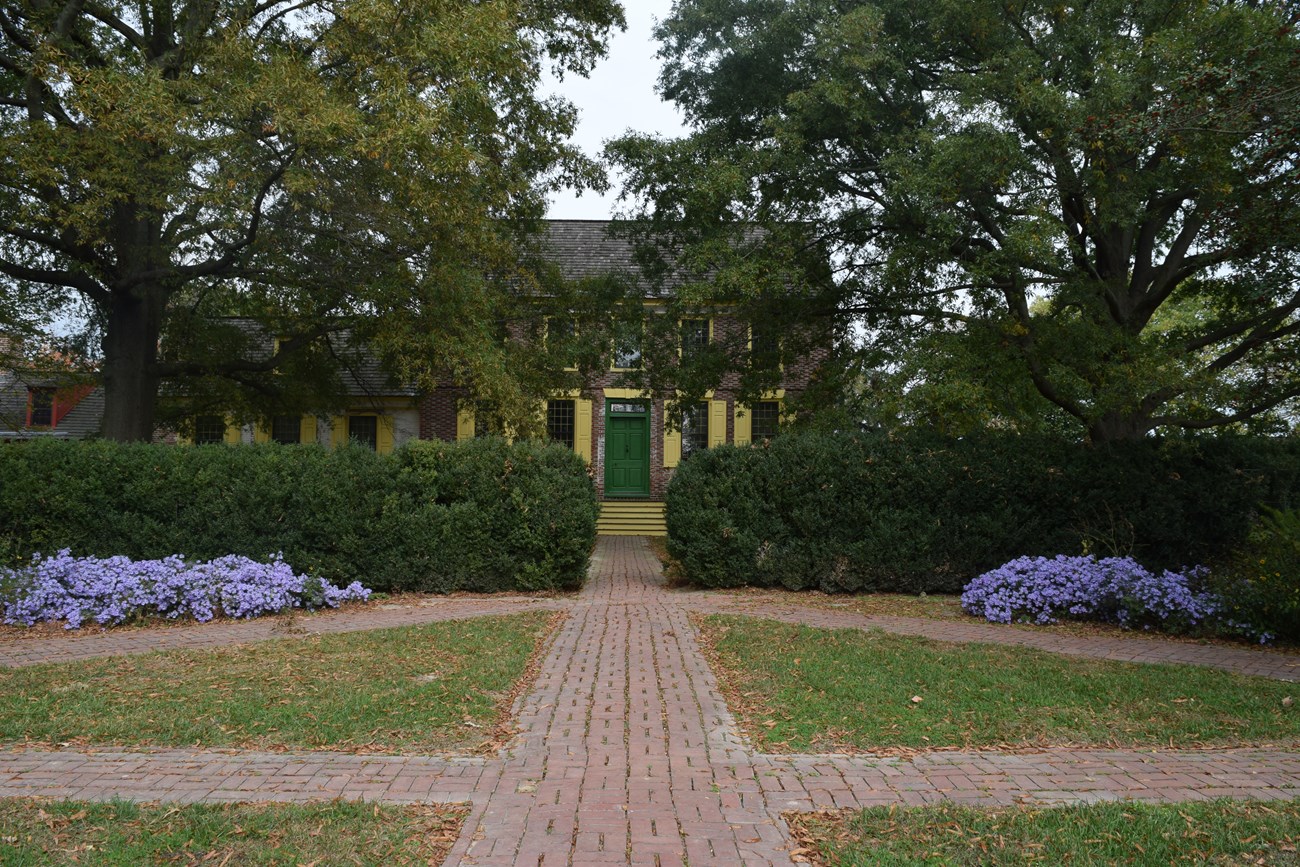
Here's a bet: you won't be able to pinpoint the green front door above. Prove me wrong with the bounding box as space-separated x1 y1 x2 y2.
605 401 650 497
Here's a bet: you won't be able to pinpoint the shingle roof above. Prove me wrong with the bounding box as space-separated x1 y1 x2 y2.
540 220 692 298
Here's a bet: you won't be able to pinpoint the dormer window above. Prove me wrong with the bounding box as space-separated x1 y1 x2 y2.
27 388 55 427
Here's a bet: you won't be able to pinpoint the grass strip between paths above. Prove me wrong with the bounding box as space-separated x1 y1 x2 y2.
791 800 1300 866
0 611 558 754
696 615 1298 753
0 797 466 866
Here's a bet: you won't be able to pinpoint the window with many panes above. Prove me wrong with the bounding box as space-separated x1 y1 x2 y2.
27 388 54 427
348 415 378 450
612 322 642 369
680 319 709 360
548 317 578 368
271 415 301 444
547 400 576 450
680 402 709 458
194 415 225 444
751 401 780 442
750 324 781 369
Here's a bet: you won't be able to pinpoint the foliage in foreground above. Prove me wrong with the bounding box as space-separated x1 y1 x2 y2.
697 615 1297 754
0 0 624 442
960 555 1242 638
0 798 464 866
1213 507 1300 645
0 612 552 753
614 0 1300 441
666 431 1300 593
0 437 598 593
1 552 368 629
799 801 1300 866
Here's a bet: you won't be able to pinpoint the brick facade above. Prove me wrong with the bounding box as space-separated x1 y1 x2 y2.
415 311 827 502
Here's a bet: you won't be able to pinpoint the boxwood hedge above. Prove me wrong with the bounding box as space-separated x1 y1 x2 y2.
0 437 597 593
665 432 1300 593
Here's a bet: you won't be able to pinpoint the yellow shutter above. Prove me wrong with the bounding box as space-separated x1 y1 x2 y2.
663 412 681 468
300 416 318 444
709 399 727 448
223 422 241 445
377 415 395 454
733 403 751 446
456 407 475 441
330 416 348 448
574 398 593 463
253 424 270 444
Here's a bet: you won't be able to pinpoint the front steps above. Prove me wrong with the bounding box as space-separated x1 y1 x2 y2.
597 500 667 536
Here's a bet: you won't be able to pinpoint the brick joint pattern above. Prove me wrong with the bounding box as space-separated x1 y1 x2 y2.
0 539 1297 866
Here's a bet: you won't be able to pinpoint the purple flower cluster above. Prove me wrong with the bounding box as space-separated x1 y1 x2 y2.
960 555 1220 632
0 551 370 629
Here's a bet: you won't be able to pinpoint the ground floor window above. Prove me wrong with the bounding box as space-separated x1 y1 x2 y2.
751 400 780 442
271 415 301 444
348 415 378 450
547 399 576 450
681 402 709 458
194 415 226 444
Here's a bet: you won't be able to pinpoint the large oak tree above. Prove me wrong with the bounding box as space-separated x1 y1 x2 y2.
1 0 622 440
610 0 1300 441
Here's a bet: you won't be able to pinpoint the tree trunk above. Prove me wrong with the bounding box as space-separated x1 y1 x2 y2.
100 287 166 442
1087 410 1154 443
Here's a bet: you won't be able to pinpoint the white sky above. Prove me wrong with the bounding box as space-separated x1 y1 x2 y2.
544 1 690 220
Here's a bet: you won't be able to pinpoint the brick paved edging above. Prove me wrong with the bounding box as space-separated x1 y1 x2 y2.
0 538 1297 866
0 746 1295 812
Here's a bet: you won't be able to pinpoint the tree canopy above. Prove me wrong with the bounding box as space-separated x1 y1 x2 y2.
1 0 623 439
610 0 1300 441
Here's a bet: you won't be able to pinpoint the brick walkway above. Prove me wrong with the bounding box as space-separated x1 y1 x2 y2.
0 538 1297 866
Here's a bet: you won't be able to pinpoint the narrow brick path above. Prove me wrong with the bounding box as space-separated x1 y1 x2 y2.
0 597 567 668
0 538 1297 866
682 598 1300 682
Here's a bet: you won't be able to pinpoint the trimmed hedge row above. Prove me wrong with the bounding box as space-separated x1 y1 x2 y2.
665 432 1300 593
0 437 597 593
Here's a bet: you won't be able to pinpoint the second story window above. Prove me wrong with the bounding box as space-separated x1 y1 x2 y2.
194 415 225 444
547 317 578 368
681 402 709 458
750 324 781 370
680 319 710 360
27 388 55 427
547 399 576 450
612 322 642 370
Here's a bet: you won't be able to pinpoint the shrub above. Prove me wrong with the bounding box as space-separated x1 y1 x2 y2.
377 437 599 593
0 437 597 594
0 551 370 629
1211 507 1300 644
959 555 1224 634
665 431 1300 593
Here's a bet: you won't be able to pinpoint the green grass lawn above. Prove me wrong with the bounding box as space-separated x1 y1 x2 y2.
796 801 1300 866
0 611 554 753
697 615 1298 752
0 798 465 866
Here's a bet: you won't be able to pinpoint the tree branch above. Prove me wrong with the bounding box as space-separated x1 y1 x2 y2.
0 257 109 302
